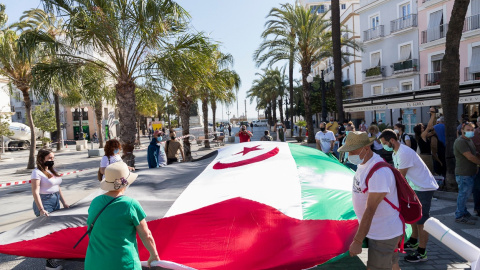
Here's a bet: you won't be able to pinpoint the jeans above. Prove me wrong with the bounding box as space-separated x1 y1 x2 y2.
455 175 475 219
474 171 480 212
33 192 60 217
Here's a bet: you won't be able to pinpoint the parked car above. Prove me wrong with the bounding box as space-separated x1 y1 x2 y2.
254 119 268 127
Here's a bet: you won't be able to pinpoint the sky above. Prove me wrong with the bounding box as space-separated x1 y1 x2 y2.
2 0 295 122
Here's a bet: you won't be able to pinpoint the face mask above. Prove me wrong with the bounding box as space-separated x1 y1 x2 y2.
44 161 54 167
330 121 333 123
171 136 176 140
383 143 394 152
346 131 350 136
348 148 365 165
157 137 162 142
394 129 399 134
344 125 347 128
114 149 120 154
465 131 475 138
320 127 326 132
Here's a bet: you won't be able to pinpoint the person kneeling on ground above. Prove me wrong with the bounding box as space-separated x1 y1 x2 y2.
379 129 438 262
260 130 273 141
338 131 403 270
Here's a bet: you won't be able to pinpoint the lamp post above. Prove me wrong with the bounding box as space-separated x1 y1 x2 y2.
226 110 231 124
284 89 290 128
71 107 88 140
307 62 327 122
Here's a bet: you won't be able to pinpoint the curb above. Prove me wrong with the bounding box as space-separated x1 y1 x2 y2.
434 190 473 202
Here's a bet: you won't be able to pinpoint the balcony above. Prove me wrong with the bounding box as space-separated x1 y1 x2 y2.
363 66 385 80
342 79 351 86
421 24 448 44
363 25 384 42
392 59 418 74
464 14 480 32
424 72 441 86
465 67 480 81
391 14 417 33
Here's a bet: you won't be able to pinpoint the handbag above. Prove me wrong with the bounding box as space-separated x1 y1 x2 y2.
73 196 123 249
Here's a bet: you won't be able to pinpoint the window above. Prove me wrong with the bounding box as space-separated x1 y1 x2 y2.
370 15 380 29
16 111 21 120
473 0 480 16
341 4 346 9
400 3 411 18
371 52 381 67
427 10 444 42
311 5 325 13
402 109 416 134
15 92 21 102
104 108 108 120
431 54 444 72
401 82 413 91
470 46 480 73
375 112 386 123
400 44 412 61
347 69 350 79
73 109 89 121
372 85 382 95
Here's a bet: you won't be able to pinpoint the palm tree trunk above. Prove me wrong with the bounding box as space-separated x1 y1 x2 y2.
331 0 345 123
302 65 315 143
115 80 136 162
441 0 470 191
272 100 277 124
279 97 284 123
94 100 104 148
179 97 192 162
202 97 211 148
54 93 62 151
289 51 294 136
20 88 36 169
211 100 217 133
267 105 273 126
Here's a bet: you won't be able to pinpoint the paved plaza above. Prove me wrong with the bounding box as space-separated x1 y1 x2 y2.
0 126 478 269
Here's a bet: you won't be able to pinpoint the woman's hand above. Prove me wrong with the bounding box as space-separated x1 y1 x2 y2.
63 203 70 208
147 254 161 267
128 166 135 171
40 209 49 216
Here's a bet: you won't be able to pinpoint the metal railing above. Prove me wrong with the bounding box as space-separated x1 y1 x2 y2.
392 59 418 73
364 66 385 78
343 79 351 86
464 14 480 32
424 72 441 86
391 14 418 33
465 67 480 81
363 25 384 41
421 24 448 43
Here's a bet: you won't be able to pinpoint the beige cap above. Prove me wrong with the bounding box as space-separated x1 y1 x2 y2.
100 162 138 191
337 131 375 152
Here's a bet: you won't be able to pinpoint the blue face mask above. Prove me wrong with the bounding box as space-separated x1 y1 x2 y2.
157 137 162 142
382 143 394 152
345 131 350 136
348 148 365 165
465 131 475 138
114 149 120 154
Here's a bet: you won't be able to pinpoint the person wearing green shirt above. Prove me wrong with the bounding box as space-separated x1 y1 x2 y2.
85 162 160 269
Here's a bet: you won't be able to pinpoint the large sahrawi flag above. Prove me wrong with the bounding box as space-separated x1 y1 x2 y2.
0 142 358 269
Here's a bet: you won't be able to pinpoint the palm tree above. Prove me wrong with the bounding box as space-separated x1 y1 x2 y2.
40 0 189 154
254 3 296 133
331 0 345 123
440 0 471 191
149 33 214 161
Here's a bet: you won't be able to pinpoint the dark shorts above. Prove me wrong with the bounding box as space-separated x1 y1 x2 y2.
167 157 178 165
415 190 435 225
367 235 402 270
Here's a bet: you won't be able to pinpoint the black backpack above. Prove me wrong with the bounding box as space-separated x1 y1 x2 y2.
401 133 418 152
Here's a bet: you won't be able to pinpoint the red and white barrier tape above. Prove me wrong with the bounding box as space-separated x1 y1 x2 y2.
0 168 95 188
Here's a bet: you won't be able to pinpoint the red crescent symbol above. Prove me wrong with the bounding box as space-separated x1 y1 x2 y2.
213 147 280 170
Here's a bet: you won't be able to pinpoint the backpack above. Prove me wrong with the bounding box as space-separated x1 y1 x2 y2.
364 162 422 253
401 133 418 152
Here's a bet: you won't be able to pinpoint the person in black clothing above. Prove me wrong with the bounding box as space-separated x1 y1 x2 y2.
337 120 348 147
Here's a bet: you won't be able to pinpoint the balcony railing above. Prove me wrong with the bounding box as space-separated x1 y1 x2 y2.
424 72 441 86
464 14 480 32
364 66 385 78
342 79 351 86
363 25 384 41
465 67 480 81
342 33 349 39
391 14 418 33
392 59 418 73
421 24 448 43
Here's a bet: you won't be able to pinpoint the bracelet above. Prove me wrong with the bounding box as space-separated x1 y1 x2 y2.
353 237 363 244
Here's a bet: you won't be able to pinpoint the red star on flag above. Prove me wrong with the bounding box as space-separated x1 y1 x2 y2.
235 145 263 156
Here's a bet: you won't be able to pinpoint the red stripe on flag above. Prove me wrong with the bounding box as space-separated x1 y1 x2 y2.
0 198 358 269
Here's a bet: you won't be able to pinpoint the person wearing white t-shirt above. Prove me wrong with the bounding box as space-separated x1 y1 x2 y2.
380 129 439 263
99 139 128 179
315 122 336 154
338 131 403 270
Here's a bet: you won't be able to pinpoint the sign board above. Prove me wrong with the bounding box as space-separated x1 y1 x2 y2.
387 99 441 109
152 121 163 131
345 104 387 112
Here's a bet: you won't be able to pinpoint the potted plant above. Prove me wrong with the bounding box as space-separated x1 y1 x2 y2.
295 120 307 142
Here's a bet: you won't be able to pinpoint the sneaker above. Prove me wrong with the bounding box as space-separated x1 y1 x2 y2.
403 241 419 251
467 215 479 220
404 250 428 262
455 217 476 225
45 259 63 270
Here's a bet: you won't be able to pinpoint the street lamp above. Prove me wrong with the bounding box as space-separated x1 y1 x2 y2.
71 106 88 140
226 110 231 124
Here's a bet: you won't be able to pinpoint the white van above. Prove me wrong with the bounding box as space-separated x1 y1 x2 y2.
255 119 268 127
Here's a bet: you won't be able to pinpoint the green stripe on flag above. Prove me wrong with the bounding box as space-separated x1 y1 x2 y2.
288 144 356 220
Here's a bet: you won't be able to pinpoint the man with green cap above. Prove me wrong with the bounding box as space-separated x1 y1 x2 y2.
338 131 403 270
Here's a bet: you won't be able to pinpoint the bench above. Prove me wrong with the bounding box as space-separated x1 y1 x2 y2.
197 136 205 146
212 136 225 147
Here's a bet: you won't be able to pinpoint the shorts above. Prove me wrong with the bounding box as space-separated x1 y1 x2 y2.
415 190 435 225
33 192 60 217
367 235 402 270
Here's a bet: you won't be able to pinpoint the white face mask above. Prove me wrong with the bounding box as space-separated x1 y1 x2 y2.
394 129 400 134
348 148 366 165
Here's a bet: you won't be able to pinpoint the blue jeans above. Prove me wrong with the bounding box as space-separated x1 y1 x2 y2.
33 192 60 217
455 175 475 219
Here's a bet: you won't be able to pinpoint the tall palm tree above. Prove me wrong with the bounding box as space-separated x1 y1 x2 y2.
40 0 189 154
0 29 38 169
441 0 470 191
254 3 296 133
331 0 345 123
